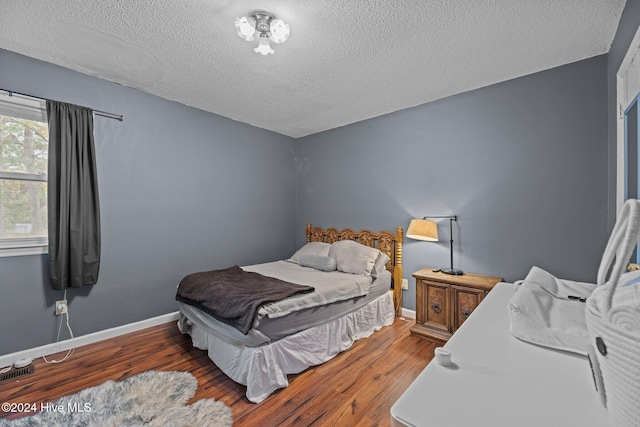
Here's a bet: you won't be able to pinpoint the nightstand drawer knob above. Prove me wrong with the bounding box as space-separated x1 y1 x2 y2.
462 308 472 318
431 302 442 314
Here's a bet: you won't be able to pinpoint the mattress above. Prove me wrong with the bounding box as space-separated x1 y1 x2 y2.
181 290 395 403
391 282 611 427
178 261 391 346
256 268 390 340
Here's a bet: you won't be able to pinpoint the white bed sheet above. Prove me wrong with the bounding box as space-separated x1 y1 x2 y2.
256 269 391 340
181 291 395 403
246 260 373 321
391 283 611 427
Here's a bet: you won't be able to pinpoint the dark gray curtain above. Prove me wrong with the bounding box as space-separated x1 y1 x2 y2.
47 100 101 290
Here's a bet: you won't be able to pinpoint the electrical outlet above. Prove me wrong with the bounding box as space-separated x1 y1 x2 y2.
55 300 68 315
401 279 409 290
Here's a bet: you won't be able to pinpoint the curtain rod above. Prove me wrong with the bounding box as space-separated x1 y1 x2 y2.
0 88 123 122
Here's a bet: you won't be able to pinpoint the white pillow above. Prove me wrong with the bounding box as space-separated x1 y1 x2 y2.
328 240 381 277
288 242 331 264
371 251 391 279
298 254 337 272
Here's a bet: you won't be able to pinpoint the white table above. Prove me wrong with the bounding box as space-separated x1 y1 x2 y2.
391 283 611 427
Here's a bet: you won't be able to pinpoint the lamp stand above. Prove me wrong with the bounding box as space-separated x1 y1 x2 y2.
441 217 463 275
442 267 464 275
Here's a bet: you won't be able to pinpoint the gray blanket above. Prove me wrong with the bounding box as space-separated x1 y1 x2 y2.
176 265 314 334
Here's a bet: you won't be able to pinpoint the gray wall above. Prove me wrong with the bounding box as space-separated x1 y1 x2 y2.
296 56 609 311
607 0 640 229
0 37 614 354
0 49 297 355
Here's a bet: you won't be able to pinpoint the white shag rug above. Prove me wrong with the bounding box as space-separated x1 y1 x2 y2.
0 370 232 427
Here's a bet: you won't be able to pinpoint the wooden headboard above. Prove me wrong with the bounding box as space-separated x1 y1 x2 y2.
306 223 404 316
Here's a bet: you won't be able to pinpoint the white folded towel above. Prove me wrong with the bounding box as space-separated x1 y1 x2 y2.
509 266 595 355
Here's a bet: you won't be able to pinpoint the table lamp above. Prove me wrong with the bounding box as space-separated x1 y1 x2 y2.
407 215 463 275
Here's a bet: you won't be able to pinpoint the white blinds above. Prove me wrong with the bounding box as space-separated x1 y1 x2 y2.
0 91 46 122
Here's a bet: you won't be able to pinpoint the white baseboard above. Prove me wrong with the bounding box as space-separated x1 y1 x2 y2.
2 307 415 368
0 311 180 368
401 307 416 319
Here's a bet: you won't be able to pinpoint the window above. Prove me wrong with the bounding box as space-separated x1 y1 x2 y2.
617 25 640 263
0 92 48 256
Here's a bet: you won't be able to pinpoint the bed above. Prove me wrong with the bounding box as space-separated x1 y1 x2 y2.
390 281 611 427
177 223 404 403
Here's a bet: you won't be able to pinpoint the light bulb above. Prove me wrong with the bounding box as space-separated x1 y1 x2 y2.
235 16 255 41
269 19 290 44
254 36 275 55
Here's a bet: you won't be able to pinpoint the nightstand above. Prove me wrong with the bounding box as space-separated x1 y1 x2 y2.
410 268 502 343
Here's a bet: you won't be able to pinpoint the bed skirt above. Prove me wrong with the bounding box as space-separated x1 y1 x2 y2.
179 291 395 403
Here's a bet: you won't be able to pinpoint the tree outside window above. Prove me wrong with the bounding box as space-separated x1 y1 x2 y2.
0 92 48 253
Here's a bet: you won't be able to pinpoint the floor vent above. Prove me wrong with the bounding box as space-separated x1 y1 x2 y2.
0 365 34 383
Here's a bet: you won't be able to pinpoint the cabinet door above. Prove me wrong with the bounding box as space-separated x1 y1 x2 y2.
451 285 484 331
424 281 450 332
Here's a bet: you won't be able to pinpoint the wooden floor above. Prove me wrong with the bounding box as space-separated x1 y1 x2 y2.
0 317 436 426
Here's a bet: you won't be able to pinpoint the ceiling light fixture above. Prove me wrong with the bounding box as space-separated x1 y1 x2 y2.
235 10 289 55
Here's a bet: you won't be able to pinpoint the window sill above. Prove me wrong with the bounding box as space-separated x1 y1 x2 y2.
0 239 48 257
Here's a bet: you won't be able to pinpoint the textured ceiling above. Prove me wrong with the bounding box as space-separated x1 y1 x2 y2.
0 1 627 138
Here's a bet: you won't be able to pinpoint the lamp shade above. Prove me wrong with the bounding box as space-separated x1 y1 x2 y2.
235 16 256 41
254 36 275 55
407 219 439 241
270 19 290 44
